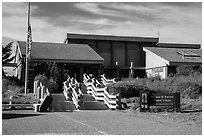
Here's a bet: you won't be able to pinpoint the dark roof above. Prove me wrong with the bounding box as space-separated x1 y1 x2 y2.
157 43 201 49
17 41 104 64
144 47 202 65
66 33 159 43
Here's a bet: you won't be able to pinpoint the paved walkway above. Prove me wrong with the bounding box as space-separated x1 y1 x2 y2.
2 109 202 135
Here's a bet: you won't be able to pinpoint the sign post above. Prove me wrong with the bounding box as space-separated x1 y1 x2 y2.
139 91 150 112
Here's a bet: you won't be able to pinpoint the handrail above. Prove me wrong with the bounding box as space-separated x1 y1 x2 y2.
83 74 117 109
63 77 82 110
33 80 51 101
101 74 116 86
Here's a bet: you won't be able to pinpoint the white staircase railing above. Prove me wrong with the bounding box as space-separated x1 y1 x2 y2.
63 77 83 110
33 80 51 101
83 74 118 109
101 74 116 86
3 80 51 111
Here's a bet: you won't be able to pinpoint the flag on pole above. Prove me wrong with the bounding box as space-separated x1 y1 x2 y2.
27 2 32 59
25 2 32 94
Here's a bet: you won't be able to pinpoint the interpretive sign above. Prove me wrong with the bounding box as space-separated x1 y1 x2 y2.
140 91 180 112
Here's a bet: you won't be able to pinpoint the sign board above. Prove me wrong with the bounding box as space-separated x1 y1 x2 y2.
140 91 180 112
150 93 174 106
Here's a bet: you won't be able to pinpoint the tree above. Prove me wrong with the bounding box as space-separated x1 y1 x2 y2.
2 42 15 77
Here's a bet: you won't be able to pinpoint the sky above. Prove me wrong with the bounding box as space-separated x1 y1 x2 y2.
2 2 202 45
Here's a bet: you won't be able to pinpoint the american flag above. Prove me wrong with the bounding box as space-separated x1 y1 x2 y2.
27 2 32 59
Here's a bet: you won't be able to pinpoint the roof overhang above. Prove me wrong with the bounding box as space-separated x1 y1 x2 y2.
31 58 104 64
66 33 159 43
143 47 170 65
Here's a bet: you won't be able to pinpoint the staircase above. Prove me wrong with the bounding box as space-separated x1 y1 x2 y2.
80 83 108 110
51 94 76 112
81 94 108 110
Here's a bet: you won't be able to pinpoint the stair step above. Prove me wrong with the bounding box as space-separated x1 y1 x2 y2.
82 94 95 101
51 94 76 112
83 101 108 110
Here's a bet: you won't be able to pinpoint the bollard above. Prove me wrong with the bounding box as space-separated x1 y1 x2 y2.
116 93 122 110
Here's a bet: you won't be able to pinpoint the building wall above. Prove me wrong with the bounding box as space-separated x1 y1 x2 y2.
68 38 157 78
145 50 168 79
146 66 167 79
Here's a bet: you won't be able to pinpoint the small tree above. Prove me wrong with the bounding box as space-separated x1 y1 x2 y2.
2 42 15 77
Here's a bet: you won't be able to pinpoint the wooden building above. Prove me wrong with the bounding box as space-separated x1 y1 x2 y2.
14 41 104 92
64 33 159 78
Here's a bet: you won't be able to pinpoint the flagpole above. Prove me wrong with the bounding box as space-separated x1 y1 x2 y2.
25 2 31 94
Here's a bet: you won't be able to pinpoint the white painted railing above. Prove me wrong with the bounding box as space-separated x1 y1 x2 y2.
101 74 116 86
3 80 51 110
63 77 83 109
33 80 50 101
83 74 117 109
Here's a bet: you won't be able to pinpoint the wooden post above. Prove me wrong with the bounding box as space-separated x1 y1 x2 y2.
116 61 119 79
116 93 122 110
41 86 45 99
125 42 128 66
79 64 83 83
33 81 38 98
37 87 40 99
9 96 13 109
98 64 102 76
174 92 181 112
110 41 114 66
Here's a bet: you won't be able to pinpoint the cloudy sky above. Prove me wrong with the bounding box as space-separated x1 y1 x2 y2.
2 2 202 44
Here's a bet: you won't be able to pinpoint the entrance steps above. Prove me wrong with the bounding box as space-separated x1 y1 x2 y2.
81 94 108 110
51 94 76 112
51 94 108 111
83 101 108 110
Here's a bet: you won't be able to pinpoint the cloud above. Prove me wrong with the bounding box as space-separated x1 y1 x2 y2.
2 2 27 16
2 2 202 44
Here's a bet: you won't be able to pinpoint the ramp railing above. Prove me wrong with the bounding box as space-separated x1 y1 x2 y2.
101 74 116 86
63 77 83 110
83 74 119 109
2 80 51 110
33 80 50 101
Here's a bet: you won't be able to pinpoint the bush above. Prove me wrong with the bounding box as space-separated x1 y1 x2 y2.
34 74 59 93
109 71 202 111
176 65 201 76
107 80 154 98
2 78 24 98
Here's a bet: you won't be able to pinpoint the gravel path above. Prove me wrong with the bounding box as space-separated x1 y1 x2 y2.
2 109 202 135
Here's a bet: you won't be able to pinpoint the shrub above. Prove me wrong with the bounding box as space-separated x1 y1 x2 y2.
107 80 153 98
34 74 59 93
176 65 201 76
2 78 24 98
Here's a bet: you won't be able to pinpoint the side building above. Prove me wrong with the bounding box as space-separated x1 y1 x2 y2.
143 43 202 79
64 33 159 79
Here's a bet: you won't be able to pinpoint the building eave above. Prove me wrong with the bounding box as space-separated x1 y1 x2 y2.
143 47 170 65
